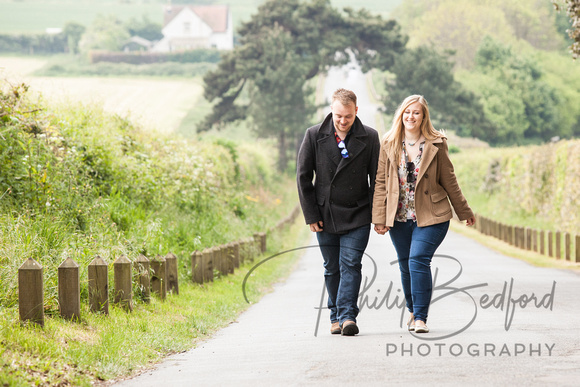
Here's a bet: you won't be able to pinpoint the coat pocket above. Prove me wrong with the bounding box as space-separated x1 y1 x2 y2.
430 190 451 217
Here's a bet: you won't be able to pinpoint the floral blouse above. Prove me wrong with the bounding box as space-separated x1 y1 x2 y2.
395 141 425 222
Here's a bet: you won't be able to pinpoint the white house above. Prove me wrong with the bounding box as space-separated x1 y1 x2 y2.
153 4 234 52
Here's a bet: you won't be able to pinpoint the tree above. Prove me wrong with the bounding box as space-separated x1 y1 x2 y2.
553 0 580 58
79 14 130 53
201 0 407 171
63 22 85 54
471 36 562 143
125 15 163 41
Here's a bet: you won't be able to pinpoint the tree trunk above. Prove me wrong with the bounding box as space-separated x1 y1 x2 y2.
278 130 287 172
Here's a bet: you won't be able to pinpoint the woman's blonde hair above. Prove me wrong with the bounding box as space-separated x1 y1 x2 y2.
383 95 444 162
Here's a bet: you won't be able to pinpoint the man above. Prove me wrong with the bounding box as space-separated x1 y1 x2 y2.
297 88 380 336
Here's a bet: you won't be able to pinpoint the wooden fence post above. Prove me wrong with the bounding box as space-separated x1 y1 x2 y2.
246 239 253 262
240 239 250 264
191 250 204 284
18 258 44 327
165 252 179 295
202 248 214 282
134 254 150 303
548 231 554 257
226 243 235 274
151 255 167 300
565 233 571 261
255 232 266 253
532 230 538 252
233 241 240 269
576 235 580 263
113 255 133 311
210 247 219 276
219 246 226 275
88 256 109 314
508 225 514 246
556 231 562 259
58 257 80 321
525 228 532 251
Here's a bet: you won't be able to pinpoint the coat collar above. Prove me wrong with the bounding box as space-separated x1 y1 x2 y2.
317 113 369 169
385 136 445 183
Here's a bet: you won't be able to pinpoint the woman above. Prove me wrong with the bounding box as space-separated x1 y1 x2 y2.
372 95 475 333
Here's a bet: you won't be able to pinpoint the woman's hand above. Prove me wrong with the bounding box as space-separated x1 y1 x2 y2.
465 216 476 226
374 224 390 235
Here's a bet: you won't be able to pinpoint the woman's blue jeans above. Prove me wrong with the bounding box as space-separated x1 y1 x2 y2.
316 224 370 325
389 220 449 323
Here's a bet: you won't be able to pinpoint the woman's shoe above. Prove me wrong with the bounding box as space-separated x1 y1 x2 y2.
414 323 429 333
407 315 415 331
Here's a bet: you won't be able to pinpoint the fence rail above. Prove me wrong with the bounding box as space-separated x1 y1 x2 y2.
474 214 579 263
18 205 301 327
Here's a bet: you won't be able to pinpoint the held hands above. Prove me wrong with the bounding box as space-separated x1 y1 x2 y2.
374 224 390 235
309 221 324 232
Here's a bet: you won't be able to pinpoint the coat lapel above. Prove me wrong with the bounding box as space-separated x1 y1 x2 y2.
416 137 443 184
335 117 367 174
317 113 341 167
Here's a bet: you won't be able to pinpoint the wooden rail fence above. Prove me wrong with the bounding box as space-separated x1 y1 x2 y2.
474 213 580 263
18 205 301 327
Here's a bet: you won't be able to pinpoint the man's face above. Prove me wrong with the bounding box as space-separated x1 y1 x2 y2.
331 100 358 136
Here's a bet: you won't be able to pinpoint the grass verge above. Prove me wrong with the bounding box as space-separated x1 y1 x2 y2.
0 211 311 386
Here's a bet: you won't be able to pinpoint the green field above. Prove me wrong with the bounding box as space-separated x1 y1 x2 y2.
0 0 403 33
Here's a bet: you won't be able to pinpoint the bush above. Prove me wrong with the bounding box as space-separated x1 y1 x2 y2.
0 33 67 54
89 49 222 64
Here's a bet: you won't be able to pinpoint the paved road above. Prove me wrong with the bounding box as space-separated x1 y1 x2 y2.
117 227 580 386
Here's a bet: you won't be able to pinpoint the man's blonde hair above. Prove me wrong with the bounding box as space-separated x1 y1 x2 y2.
331 88 357 107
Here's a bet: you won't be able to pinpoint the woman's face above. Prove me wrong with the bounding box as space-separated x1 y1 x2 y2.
402 101 424 133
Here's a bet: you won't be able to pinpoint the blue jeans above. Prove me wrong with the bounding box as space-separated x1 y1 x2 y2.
389 220 449 323
316 224 370 325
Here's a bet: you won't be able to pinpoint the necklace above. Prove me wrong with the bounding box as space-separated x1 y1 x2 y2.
406 136 421 146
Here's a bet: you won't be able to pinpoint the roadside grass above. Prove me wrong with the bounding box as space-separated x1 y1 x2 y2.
0 208 310 386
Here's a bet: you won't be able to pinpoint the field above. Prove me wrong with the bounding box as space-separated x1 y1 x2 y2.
0 0 404 33
0 57 203 134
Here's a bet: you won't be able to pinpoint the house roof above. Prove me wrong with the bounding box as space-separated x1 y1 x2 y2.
163 5 229 33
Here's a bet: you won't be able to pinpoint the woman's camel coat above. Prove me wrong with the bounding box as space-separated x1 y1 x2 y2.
372 137 474 228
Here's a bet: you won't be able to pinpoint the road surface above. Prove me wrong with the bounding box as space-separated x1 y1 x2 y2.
116 228 580 386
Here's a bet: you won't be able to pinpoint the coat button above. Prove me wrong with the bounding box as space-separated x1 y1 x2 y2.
425 190 429 195
332 184 336 188
424 173 429 178
330 200 334 204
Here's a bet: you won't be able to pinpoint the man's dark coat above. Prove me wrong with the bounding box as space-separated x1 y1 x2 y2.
297 112 380 234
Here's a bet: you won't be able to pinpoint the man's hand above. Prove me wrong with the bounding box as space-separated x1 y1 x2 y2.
309 221 324 232
374 224 390 235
